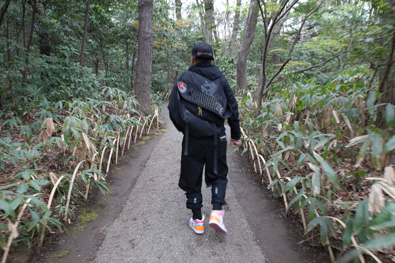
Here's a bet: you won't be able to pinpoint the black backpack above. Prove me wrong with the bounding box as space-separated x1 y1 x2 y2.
168 71 233 139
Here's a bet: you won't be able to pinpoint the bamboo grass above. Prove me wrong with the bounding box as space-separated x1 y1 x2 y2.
122 127 131 156
39 175 66 247
106 140 116 173
115 133 120 165
139 117 148 138
99 146 109 172
134 117 142 143
325 216 368 263
64 160 88 223
2 195 37 263
128 126 134 149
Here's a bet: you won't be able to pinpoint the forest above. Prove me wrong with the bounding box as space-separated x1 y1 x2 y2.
0 0 394 262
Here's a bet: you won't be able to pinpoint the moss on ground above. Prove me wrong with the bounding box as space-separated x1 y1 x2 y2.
51 250 70 259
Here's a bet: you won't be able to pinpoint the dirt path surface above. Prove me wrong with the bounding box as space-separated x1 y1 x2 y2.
30 104 329 263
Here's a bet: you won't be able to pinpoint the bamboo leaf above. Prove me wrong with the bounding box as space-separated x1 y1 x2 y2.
16 184 29 194
371 133 383 156
0 199 13 217
346 135 369 148
366 91 376 115
355 138 371 167
386 103 394 128
338 233 395 263
384 166 395 185
369 202 395 231
368 184 385 216
284 177 302 195
309 199 317 221
313 152 339 187
297 153 306 168
353 199 369 235
319 219 329 244
343 221 353 248
370 216 395 231
308 163 321 195
383 135 395 153
288 190 305 210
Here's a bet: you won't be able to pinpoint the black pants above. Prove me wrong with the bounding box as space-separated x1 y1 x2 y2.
178 135 228 211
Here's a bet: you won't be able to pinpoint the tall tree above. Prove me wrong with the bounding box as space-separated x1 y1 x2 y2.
204 0 214 44
80 0 91 67
236 0 259 91
253 0 324 107
0 0 11 26
175 0 182 20
229 0 241 56
135 0 153 115
36 0 50 56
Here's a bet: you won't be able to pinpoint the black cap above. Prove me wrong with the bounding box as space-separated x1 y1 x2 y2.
191 42 214 60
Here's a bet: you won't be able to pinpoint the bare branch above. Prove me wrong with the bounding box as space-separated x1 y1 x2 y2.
277 0 299 24
0 0 11 26
260 1 325 97
288 51 342 75
288 0 324 57
264 57 292 94
256 0 267 40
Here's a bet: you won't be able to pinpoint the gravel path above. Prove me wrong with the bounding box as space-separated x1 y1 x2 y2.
93 106 267 263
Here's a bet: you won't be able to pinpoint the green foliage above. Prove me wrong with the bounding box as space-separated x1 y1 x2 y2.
0 175 62 249
240 64 395 261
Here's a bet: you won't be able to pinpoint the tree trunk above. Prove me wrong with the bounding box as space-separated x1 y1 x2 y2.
254 6 291 104
224 0 230 50
204 0 214 44
376 32 395 130
26 0 35 54
80 0 91 67
0 0 11 26
95 58 99 75
229 0 241 56
6 20 11 63
131 48 136 89
135 0 153 116
23 0 36 80
36 1 50 56
126 37 130 71
22 0 27 49
236 0 259 91
376 0 395 129
175 0 182 20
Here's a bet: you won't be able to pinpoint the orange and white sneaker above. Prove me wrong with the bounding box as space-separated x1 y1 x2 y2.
209 210 227 234
189 215 205 234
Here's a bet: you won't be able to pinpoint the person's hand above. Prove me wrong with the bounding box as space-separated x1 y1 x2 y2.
230 138 241 147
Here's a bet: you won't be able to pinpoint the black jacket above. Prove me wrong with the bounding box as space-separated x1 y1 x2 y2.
188 62 241 140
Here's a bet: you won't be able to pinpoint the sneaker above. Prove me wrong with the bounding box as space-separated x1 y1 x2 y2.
189 215 205 234
209 210 227 234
